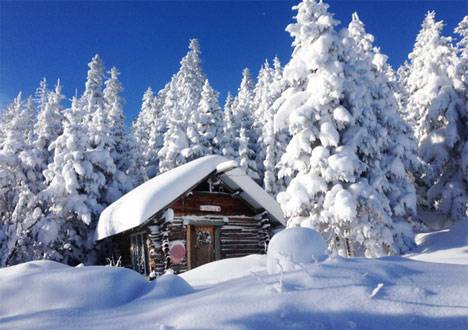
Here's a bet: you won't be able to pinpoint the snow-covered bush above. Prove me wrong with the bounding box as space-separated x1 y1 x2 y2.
266 227 327 274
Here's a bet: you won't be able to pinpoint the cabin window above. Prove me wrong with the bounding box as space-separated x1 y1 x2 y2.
130 232 149 275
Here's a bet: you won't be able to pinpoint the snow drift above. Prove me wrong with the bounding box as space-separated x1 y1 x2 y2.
1 253 467 330
266 227 327 274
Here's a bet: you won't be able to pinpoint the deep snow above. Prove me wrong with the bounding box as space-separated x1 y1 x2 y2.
408 220 468 265
1 225 467 330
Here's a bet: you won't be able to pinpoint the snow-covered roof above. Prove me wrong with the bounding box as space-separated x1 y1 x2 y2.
96 155 285 240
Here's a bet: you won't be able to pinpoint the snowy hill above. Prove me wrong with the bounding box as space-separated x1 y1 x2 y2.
1 226 467 330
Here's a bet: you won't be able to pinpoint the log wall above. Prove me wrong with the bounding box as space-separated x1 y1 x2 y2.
109 190 272 277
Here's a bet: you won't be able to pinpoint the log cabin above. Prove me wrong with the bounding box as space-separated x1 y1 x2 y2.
95 155 285 278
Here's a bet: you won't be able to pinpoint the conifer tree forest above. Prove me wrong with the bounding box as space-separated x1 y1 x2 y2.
0 0 466 265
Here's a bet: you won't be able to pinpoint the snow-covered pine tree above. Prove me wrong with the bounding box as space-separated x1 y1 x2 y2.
221 92 238 161
103 67 138 194
158 80 189 173
401 12 466 224
263 57 288 196
253 60 275 184
455 16 468 223
133 87 154 163
178 39 207 162
239 127 260 181
233 68 260 181
0 93 40 265
42 97 103 264
0 101 16 148
145 85 169 179
455 16 468 204
34 78 49 115
346 13 420 241
82 56 119 208
276 0 410 257
193 79 223 156
159 39 207 171
33 80 65 185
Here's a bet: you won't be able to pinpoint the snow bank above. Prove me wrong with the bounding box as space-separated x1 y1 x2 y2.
0 260 150 317
143 274 194 299
180 254 266 287
267 227 327 274
2 256 467 330
409 220 468 265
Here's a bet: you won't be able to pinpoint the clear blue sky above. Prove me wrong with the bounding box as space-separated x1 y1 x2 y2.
0 1 466 123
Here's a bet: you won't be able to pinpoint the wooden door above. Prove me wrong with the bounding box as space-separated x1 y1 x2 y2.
187 225 215 269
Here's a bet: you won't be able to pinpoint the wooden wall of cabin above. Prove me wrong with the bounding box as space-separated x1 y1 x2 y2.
152 191 271 274
108 191 272 277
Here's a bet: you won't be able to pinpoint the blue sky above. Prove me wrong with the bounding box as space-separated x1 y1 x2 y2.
0 1 465 123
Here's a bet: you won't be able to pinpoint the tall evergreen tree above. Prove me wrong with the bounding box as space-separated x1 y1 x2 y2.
253 60 275 184
145 85 169 179
193 79 223 156
455 17 468 203
158 80 189 173
42 97 102 264
263 57 288 196
158 39 208 171
400 12 466 224
276 0 412 257
33 80 65 183
133 87 154 162
346 13 420 236
221 92 238 161
233 68 260 181
0 93 39 265
103 67 137 195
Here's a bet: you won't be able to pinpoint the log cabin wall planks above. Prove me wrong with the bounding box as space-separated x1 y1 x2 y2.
108 184 273 277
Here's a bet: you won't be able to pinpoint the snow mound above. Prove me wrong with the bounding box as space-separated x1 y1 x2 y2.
267 227 327 274
180 254 266 287
2 255 468 329
144 274 194 299
0 260 150 317
409 220 468 265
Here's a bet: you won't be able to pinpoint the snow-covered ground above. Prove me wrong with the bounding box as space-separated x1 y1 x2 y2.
408 220 468 265
1 225 467 330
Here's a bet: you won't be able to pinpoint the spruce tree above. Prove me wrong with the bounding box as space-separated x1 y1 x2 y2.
233 68 260 181
145 85 169 179
194 79 223 155
33 80 65 184
42 97 102 264
158 80 189 173
103 67 137 195
276 0 410 257
346 13 420 238
158 39 207 171
455 17 468 201
0 93 40 265
401 12 466 224
253 60 275 184
263 57 287 196
221 92 238 161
